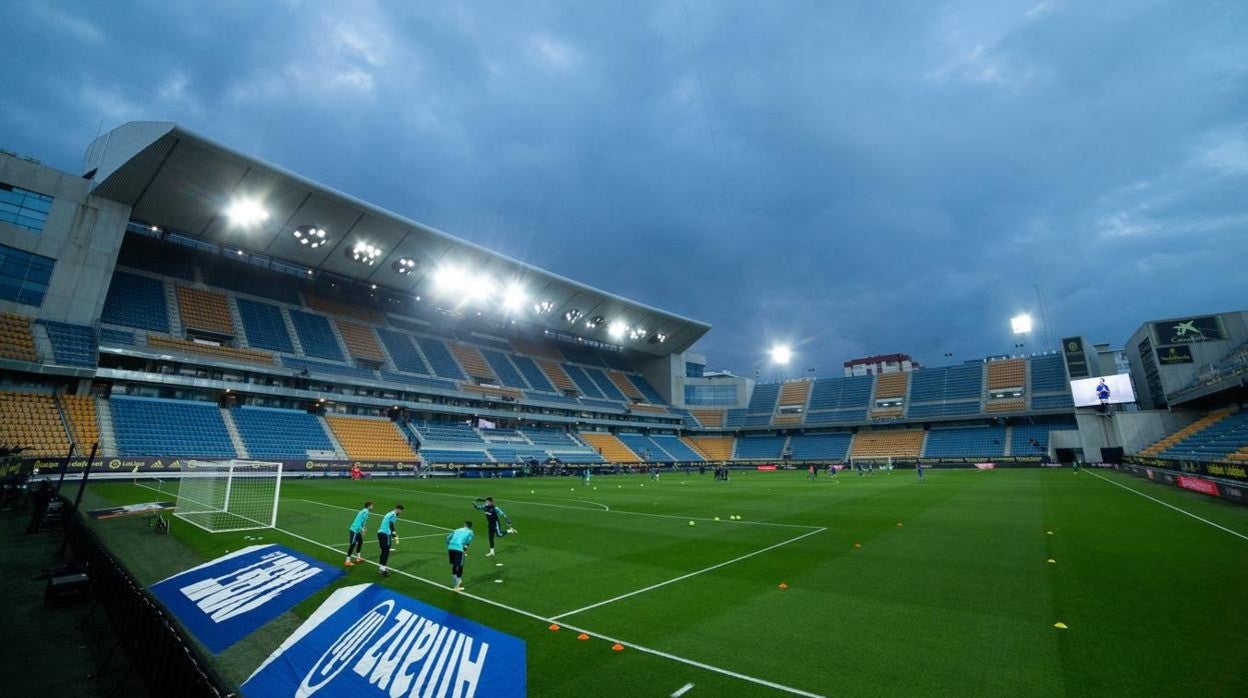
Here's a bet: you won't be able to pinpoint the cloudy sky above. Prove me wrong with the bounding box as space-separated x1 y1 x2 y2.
3 0 1245 377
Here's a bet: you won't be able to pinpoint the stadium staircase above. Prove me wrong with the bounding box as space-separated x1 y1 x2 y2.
226 295 248 347
163 282 182 336
281 305 305 355
1003 426 1013 456
1139 410 1231 457
94 398 118 456
30 322 55 365
220 410 251 459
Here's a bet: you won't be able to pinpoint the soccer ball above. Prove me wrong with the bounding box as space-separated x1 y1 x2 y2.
688 521 695 527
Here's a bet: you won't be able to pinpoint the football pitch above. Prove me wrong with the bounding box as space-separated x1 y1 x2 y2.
88 468 1248 697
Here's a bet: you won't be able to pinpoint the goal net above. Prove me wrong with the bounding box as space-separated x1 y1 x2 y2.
174 459 282 532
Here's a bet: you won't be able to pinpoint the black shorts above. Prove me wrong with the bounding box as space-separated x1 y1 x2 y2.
448 549 463 566
377 532 392 550
349 529 363 546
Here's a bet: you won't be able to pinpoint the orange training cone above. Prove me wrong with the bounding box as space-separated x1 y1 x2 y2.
611 643 625 651
778 583 788 589
548 624 560 631
853 543 862 548
577 633 589 641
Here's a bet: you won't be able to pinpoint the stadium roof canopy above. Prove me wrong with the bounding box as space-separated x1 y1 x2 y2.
83 122 710 355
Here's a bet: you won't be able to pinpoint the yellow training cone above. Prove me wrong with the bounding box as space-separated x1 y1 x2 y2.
1047 559 1056 564
1046 531 1054 535
1054 622 1068 630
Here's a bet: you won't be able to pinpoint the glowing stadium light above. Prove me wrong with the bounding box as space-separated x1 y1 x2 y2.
502 283 528 312
629 326 646 341
292 225 329 249
1011 314 1034 334
564 309 582 323
770 344 793 365
392 257 417 275
433 265 468 294
347 242 382 265
533 300 555 314
608 320 628 339
586 315 605 330
224 198 269 227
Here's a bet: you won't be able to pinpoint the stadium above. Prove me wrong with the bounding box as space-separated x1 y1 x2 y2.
2 119 1246 697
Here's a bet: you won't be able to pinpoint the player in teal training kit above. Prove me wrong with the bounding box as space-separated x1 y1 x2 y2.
377 504 404 577
446 521 475 591
345 500 373 566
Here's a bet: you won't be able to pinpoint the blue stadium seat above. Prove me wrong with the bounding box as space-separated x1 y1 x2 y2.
111 396 237 458
906 401 981 418
232 406 334 459
909 365 983 403
511 355 556 393
580 397 625 412
562 364 604 398
413 337 466 380
481 350 529 389
1030 393 1074 409
617 433 674 462
1030 355 1068 393
1159 412 1248 461
376 328 431 375
1009 422 1074 455
520 429 581 447
748 383 780 412
627 374 667 404
412 421 485 445
584 367 626 401
650 435 703 461
283 356 376 380
101 271 168 332
98 327 135 345
419 449 491 464
36 320 97 367
923 426 1006 458
804 409 868 425
788 433 852 459
289 309 344 361
735 435 787 459
236 298 294 353
808 376 873 410
381 371 458 391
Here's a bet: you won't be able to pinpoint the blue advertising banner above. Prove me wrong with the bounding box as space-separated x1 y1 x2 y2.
150 544 342 654
242 583 526 697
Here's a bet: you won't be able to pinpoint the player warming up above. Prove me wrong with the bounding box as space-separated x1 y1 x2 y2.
473 497 515 557
377 504 404 577
446 520 474 591
345 500 373 566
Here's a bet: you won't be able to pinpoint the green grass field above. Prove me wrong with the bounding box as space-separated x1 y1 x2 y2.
85 467 1248 697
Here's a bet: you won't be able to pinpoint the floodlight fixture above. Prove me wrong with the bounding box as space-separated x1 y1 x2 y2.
224 198 269 227
770 344 793 365
292 225 329 249
564 309 583 323
1011 314 1034 334
608 320 628 339
392 257 417 275
502 283 528 312
347 242 381 265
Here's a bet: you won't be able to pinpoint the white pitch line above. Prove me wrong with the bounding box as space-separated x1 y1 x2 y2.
295 498 452 531
270 524 825 698
550 527 826 620
672 683 695 697
1086 470 1248 542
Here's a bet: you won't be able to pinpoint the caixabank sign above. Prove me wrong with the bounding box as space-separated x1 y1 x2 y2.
243 584 526 697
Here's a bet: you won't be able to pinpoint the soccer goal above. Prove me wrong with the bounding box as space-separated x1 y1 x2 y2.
173 459 282 533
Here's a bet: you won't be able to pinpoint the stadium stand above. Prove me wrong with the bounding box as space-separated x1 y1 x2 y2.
304 294 385 324
231 406 336 459
334 319 386 362
510 337 562 360
585 367 627 401
419 448 491 464
380 371 457 391
60 394 100 449
288 309 345 361
806 376 874 424
375 328 431 375
1141 409 1248 462
628 374 667 405
617 433 674 462
735 434 787 459
450 343 495 382
511 355 556 393
773 413 804 427
0 391 70 456
688 409 725 428
0 315 38 363
563 363 605 399
37 320 97 367
685 435 734 460
923 425 1006 458
1140 410 1230 457
909 364 983 403
873 372 908 399
650 434 703 460
724 409 749 427
324 415 418 461
175 286 235 335
748 383 780 412
579 432 639 462
986 398 1027 414
1030 393 1074 409
98 327 135 346
481 350 528 389
777 380 812 408
283 356 376 380
788 432 852 460
201 260 302 304
559 345 604 366
110 396 237 458
987 359 1026 389
851 429 924 458
414 336 466 380
536 359 578 393
412 421 485 445
461 383 524 401
1029 354 1068 393
235 298 295 353
520 428 581 447
101 271 168 332
907 401 981 418
147 335 274 365
609 371 645 400
1009 422 1074 455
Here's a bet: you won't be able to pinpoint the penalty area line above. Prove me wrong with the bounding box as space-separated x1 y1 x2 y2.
294 498 452 531
269 524 825 698
550 527 826 620
1085 470 1248 542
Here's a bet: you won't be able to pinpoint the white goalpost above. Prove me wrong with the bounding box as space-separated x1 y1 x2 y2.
173 459 283 533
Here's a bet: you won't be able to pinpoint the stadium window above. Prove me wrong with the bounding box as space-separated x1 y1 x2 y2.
0 243 55 306
0 182 54 232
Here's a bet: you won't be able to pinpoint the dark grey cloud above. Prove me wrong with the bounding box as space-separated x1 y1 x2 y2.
3 0 1245 376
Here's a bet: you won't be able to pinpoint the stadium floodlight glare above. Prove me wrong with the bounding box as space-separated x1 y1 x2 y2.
1011 314 1034 334
433 265 468 294
608 320 628 339
586 315 605 329
466 274 496 302
224 198 269 227
770 344 793 365
347 242 381 265
629 326 646 340
533 300 555 314
502 283 528 312
292 225 328 249
564 309 582 323
392 257 417 275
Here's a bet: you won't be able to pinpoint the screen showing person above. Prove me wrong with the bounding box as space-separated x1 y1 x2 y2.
1070 374 1136 407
